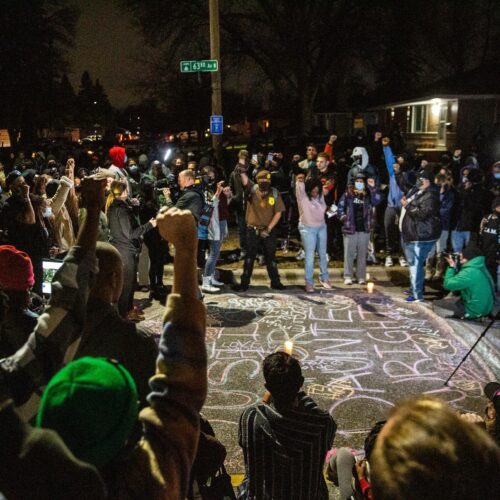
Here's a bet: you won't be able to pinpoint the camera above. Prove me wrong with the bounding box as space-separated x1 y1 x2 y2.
443 252 461 270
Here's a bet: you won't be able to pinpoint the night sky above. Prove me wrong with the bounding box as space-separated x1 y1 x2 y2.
68 0 143 108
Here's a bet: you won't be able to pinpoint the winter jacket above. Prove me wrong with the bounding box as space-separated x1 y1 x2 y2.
452 185 488 232
108 199 153 254
480 214 500 263
338 187 382 235
439 186 456 231
444 256 495 318
229 165 248 212
401 188 441 243
167 186 204 221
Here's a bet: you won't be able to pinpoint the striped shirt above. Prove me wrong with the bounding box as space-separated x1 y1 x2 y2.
239 392 336 500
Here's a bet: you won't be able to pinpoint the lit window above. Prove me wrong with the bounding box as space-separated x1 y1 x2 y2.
411 105 428 133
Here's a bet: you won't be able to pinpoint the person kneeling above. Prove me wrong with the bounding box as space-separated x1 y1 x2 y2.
443 241 495 319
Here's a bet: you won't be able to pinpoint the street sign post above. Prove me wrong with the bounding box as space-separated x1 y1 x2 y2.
180 60 219 73
210 115 223 135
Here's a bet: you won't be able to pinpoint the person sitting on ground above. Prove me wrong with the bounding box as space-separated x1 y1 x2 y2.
484 381 500 446
73 241 158 407
442 240 495 319
238 352 336 500
326 420 386 500
37 207 208 498
0 245 38 357
370 396 500 500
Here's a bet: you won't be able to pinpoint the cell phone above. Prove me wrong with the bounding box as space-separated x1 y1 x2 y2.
42 259 64 295
266 152 274 162
252 154 258 162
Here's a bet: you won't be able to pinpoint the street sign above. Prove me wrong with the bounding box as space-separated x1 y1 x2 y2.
210 115 223 135
180 59 219 73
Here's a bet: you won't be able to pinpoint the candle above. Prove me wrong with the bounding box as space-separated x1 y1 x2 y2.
367 282 374 293
366 273 370 280
284 340 294 355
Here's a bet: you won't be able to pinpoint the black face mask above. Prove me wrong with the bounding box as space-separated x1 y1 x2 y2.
258 181 270 192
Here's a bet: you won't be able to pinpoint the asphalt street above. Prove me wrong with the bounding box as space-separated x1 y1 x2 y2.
139 260 499 486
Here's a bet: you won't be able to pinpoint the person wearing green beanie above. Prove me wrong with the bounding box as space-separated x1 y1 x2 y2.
36 357 139 468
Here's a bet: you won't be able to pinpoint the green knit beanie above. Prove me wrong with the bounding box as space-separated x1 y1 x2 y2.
36 357 139 468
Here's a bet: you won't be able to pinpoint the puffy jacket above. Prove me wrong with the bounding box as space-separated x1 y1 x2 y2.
401 188 441 242
338 187 382 235
444 256 495 318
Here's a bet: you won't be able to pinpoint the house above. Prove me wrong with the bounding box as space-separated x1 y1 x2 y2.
369 65 500 154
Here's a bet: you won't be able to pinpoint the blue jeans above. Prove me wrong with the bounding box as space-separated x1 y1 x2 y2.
299 223 329 285
204 220 227 277
451 230 470 252
404 240 436 300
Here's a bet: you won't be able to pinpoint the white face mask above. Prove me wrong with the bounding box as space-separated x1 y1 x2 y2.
43 206 52 218
355 181 364 190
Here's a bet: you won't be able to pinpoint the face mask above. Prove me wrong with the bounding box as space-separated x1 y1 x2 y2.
462 176 469 184
494 173 500 180
258 181 270 191
43 206 52 218
355 181 364 190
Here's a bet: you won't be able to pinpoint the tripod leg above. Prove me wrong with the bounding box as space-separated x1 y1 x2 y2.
444 316 497 386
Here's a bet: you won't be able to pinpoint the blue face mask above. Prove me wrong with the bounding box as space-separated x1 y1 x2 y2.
43 206 52 218
355 181 364 190
495 172 500 180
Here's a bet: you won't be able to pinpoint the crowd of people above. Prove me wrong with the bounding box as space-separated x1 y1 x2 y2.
1 130 498 316
0 132 499 499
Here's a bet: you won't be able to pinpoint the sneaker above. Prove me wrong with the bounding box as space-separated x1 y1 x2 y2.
271 282 286 291
344 277 353 285
210 276 224 287
296 249 305 261
399 256 408 267
358 279 366 285
385 256 393 267
201 277 220 293
405 296 422 303
305 283 315 293
319 279 333 289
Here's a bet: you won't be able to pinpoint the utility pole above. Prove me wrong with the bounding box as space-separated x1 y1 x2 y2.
209 0 222 164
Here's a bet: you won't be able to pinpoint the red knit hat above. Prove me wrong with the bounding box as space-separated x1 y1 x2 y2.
0 245 35 291
109 146 126 169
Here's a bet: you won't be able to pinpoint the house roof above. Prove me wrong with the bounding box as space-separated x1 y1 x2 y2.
368 63 500 109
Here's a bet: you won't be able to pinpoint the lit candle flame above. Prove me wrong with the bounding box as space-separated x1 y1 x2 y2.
284 340 294 355
367 282 374 293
